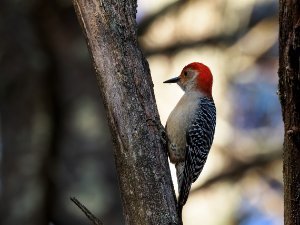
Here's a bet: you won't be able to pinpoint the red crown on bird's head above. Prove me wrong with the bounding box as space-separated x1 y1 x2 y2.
181 62 213 98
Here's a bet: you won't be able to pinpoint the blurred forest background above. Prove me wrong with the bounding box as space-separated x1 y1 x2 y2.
0 0 282 225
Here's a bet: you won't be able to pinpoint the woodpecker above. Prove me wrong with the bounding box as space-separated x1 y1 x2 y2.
164 62 216 218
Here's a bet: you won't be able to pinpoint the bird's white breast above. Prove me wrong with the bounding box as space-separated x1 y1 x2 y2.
166 91 202 163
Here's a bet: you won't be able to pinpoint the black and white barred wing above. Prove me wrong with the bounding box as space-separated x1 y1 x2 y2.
178 98 216 210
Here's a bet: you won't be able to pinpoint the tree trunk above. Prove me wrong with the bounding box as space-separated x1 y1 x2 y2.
278 1 300 225
73 0 180 224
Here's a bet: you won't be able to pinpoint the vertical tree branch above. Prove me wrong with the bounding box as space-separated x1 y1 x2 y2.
279 1 300 225
73 0 180 224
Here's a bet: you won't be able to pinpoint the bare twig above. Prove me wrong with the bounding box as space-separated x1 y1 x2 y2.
70 197 103 225
143 15 277 57
138 0 186 36
191 150 282 193
143 35 233 57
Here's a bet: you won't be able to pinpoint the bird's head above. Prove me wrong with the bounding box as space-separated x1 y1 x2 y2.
163 62 213 97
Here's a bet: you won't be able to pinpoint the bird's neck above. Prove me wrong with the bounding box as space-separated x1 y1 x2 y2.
184 88 212 99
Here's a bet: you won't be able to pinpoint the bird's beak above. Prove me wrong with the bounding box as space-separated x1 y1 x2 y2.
163 76 180 83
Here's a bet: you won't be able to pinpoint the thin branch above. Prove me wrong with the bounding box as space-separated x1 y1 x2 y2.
143 35 233 57
191 150 282 193
138 0 186 36
70 197 103 225
138 0 277 38
142 15 277 57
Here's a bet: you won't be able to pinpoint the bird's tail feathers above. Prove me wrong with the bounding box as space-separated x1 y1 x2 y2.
176 162 185 194
176 162 192 218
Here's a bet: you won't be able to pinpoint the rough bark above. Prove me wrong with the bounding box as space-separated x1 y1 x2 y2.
278 1 300 225
73 0 179 224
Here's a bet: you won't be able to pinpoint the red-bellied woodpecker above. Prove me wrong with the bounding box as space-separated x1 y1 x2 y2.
164 62 216 218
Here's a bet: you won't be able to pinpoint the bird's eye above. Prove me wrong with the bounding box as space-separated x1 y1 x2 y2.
184 71 188 76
